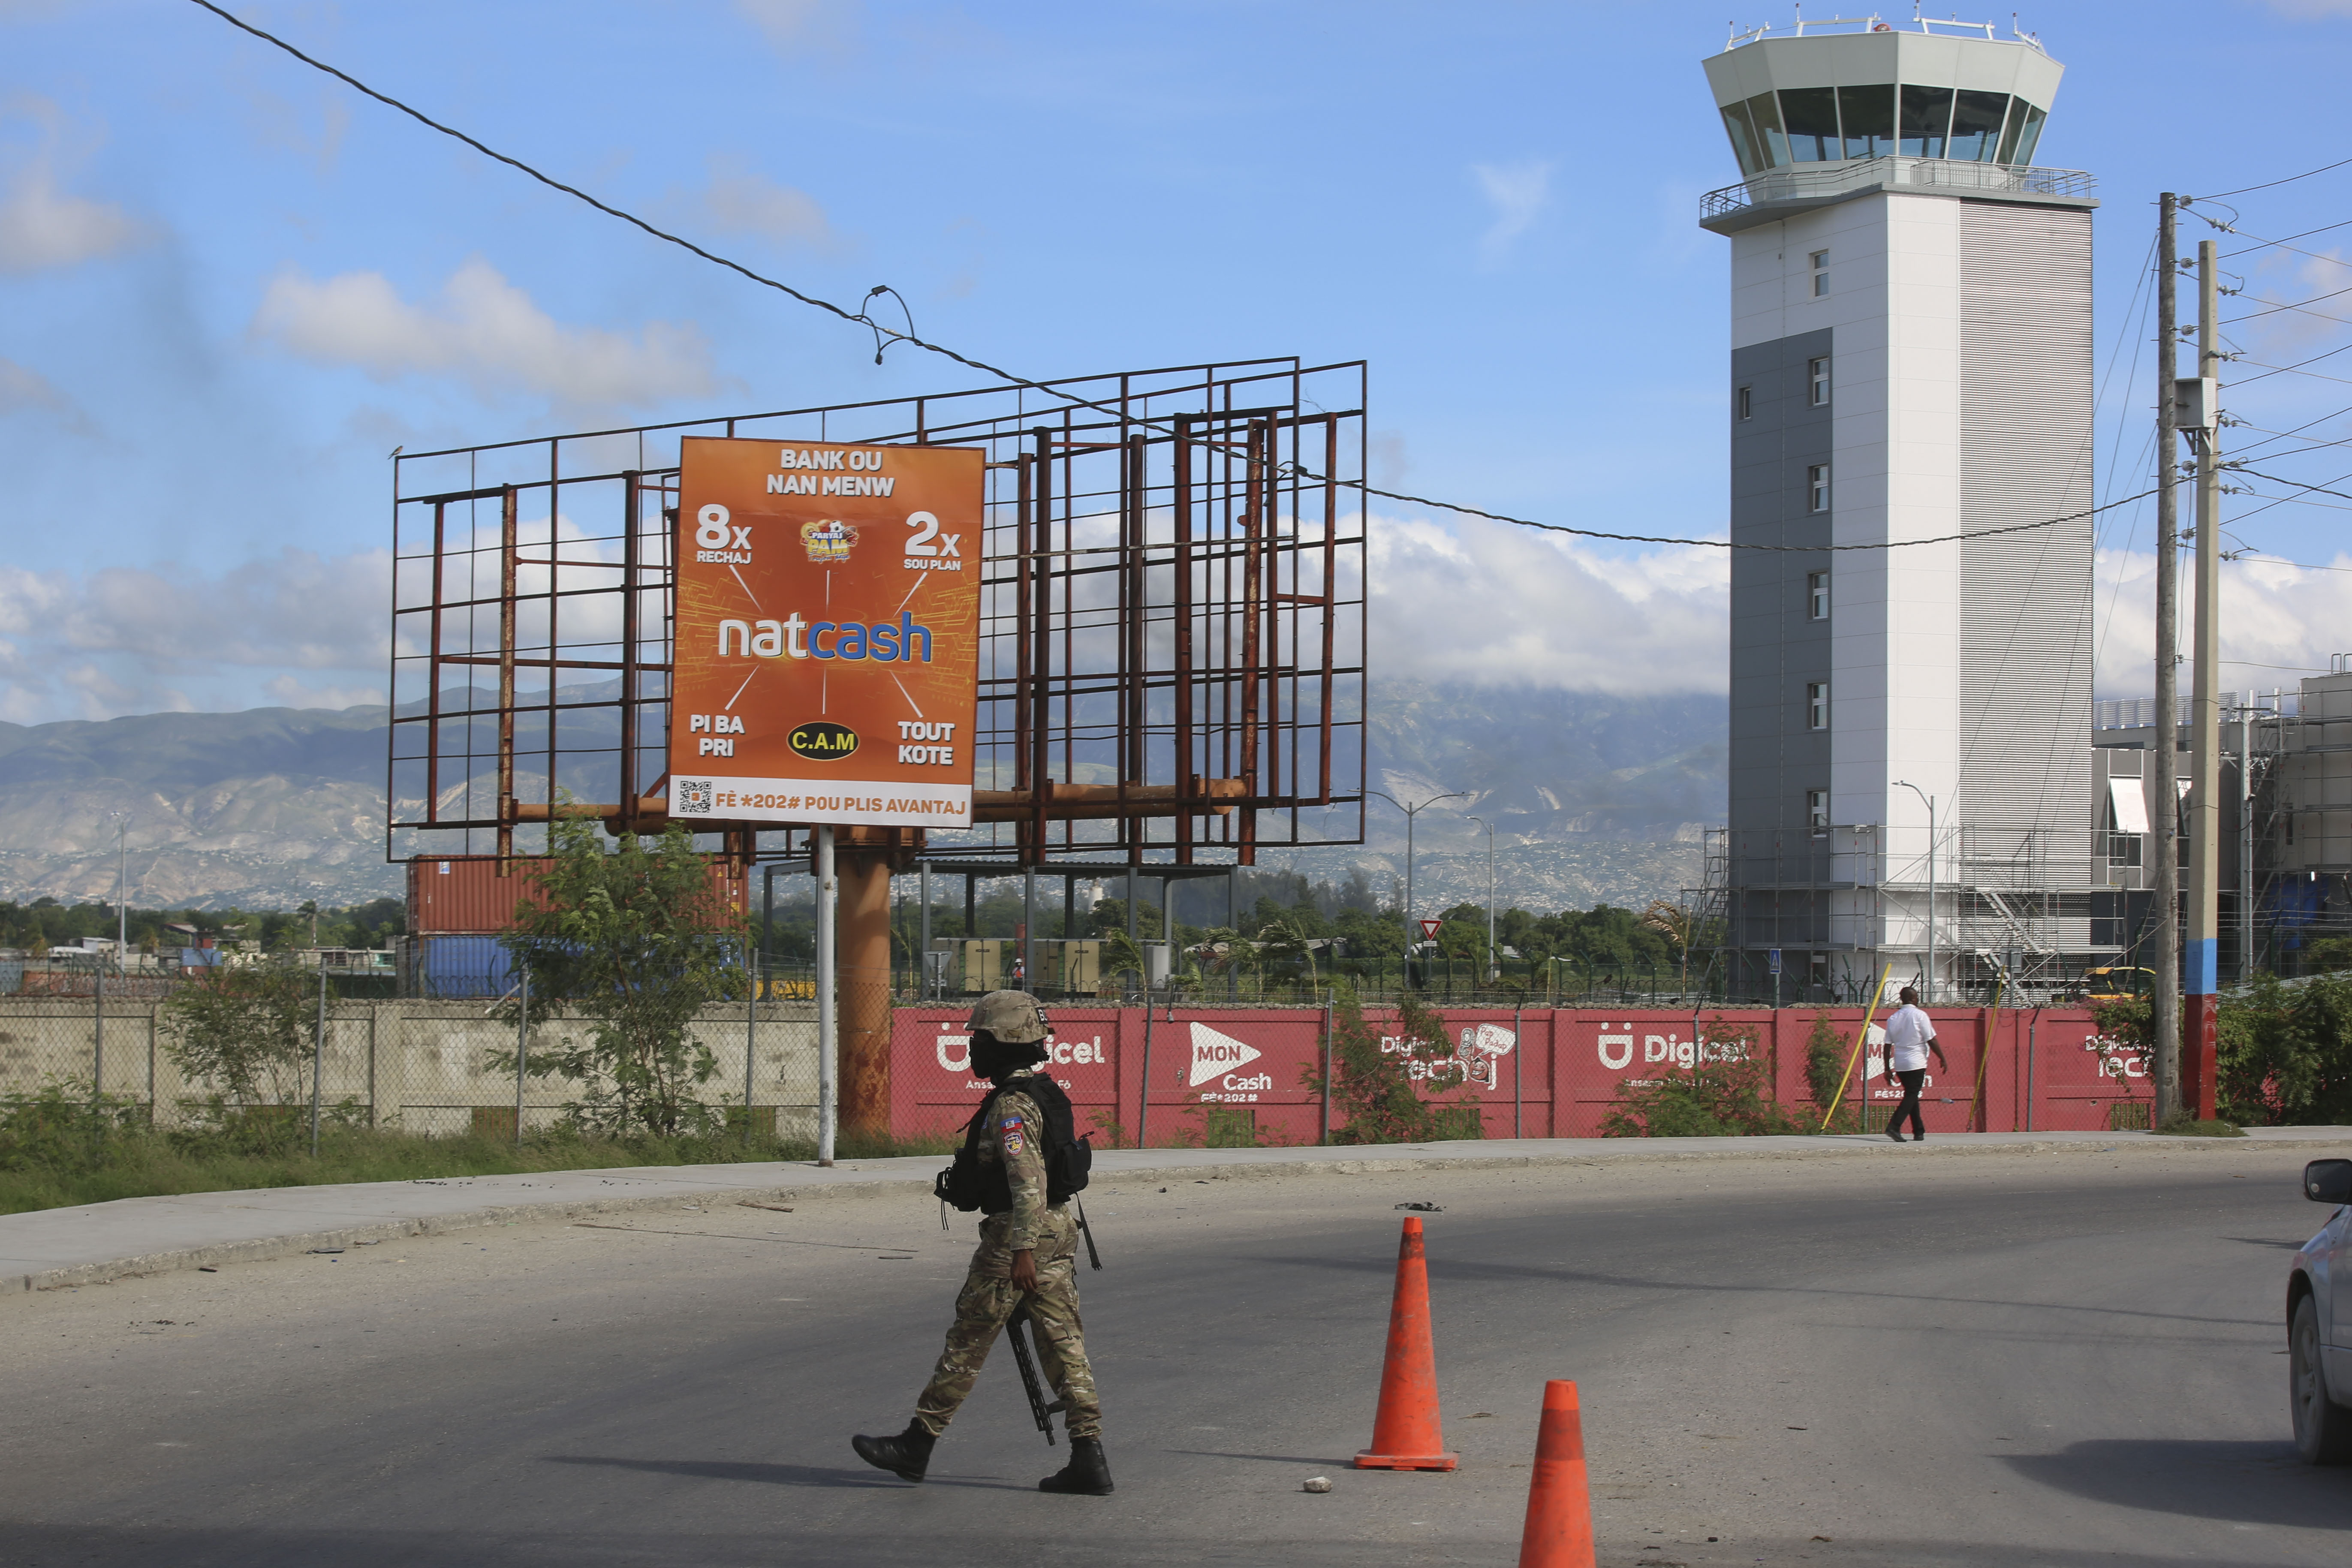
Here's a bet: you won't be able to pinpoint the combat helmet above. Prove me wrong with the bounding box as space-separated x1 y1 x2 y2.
968 989 1051 1044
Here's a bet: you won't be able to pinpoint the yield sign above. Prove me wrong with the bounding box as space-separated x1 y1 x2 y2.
1419 919 1443 939
1187 1022 1262 1087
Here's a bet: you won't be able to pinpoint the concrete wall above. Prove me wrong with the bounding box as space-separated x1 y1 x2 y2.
0 999 822 1138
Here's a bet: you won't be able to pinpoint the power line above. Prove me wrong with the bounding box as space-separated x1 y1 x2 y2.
2190 156 2352 203
190 0 2149 559
2230 465 2352 503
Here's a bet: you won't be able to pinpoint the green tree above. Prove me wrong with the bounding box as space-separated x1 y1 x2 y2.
1304 982 1484 1144
1804 1009 1859 1130
500 817 746 1138
161 960 319 1106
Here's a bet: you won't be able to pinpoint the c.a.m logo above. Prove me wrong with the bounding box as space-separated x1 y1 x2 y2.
788 722 859 761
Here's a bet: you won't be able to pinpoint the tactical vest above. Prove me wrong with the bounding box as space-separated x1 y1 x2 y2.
933 1073 1093 1214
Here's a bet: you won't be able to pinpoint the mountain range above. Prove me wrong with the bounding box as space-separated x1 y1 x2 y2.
0 681 1723 915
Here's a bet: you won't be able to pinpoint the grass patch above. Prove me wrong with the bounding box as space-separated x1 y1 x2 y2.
0 1083 953 1215
2156 1114 2247 1138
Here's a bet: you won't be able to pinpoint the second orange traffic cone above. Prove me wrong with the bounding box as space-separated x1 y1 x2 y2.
1353 1215 1458 1471
1516 1380 1596 1568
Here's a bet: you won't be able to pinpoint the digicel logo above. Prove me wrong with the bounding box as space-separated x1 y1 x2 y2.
1187 1023 1262 1087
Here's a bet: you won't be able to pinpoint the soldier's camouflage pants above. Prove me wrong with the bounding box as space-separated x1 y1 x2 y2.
913 1208 1101 1440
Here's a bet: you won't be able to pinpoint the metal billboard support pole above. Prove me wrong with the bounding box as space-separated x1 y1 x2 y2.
816 825 837 1166
920 863 933 1000
744 936 757 1145
515 957 528 1146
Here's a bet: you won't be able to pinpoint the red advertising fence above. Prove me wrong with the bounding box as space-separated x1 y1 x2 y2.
890 1005 2151 1145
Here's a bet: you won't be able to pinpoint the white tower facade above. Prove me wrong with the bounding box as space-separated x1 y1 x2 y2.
1700 20 2097 1002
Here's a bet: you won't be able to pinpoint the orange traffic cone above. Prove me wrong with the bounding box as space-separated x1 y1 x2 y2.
1516 1380 1596 1568
1353 1215 1458 1471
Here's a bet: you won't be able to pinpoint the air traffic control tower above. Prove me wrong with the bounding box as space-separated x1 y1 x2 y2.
1699 17 2102 1003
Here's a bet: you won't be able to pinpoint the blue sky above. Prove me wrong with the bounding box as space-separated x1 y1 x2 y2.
3 0 2350 723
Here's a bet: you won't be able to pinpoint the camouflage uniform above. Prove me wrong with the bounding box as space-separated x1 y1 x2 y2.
912 1067 1102 1441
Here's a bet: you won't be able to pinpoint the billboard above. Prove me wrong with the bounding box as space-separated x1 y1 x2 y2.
667 437 982 828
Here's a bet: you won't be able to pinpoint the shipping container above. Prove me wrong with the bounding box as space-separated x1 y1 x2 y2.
407 855 748 935
411 934 516 999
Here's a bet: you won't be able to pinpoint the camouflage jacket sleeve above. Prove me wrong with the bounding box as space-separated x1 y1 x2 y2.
990 1084 1051 1251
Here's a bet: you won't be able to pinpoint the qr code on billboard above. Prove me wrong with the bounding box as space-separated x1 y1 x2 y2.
674 779 714 815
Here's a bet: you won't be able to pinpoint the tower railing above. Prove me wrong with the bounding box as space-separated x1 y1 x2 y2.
1701 156 2094 220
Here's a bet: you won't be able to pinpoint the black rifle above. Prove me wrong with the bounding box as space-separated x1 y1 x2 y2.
1005 1307 1064 1446
1073 1195 1103 1270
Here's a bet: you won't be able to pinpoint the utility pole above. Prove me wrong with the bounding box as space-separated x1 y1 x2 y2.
1469 816 1498 982
2150 192 2183 1127
2183 235 2224 1121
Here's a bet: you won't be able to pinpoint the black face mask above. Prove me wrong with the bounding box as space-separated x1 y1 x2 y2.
969 1029 1048 1085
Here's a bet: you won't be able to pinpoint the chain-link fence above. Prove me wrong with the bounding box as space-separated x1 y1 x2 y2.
0 997 821 1138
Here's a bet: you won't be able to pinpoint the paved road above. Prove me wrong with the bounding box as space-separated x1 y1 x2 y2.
3 1143 2348 1566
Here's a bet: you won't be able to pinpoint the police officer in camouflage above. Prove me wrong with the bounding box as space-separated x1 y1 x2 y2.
852 990 1112 1494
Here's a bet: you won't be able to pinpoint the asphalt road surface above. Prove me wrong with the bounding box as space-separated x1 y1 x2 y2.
3 1144 2348 1567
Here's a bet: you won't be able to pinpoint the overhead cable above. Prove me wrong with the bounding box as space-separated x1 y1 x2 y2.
2189 155 2352 203
190 0 2153 558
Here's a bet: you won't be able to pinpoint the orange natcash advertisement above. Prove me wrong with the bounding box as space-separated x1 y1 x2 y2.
667 437 982 829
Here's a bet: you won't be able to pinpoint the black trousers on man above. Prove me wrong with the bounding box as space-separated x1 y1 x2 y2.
1889 1068 1927 1139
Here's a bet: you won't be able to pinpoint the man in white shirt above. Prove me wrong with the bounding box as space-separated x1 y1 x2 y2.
1880 987 1949 1143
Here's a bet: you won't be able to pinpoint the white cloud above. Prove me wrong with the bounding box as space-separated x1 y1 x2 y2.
699 159 840 250
2093 544 2352 697
1473 160 1551 266
735 0 860 51
1366 511 1726 694
0 107 146 273
0 355 86 428
0 549 391 721
250 257 720 407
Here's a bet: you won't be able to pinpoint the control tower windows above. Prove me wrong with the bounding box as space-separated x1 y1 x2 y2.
1744 92 1789 168
1948 90 2011 161
1808 463 1831 512
1837 84 1896 160
1738 385 1753 421
1722 101 1764 177
1808 571 1831 622
1807 683 1831 732
1714 83 2046 175
1808 790 1831 831
1898 84 1953 158
1810 356 1831 406
1781 86 1841 163
1810 250 1829 297
2000 99 2048 164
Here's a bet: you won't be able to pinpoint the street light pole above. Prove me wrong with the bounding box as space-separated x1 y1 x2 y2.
114 815 128 963
1894 781 1936 1005
1366 789 1469 945
1468 815 1497 981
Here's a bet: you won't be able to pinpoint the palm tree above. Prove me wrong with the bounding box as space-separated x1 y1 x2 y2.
1639 898 1698 997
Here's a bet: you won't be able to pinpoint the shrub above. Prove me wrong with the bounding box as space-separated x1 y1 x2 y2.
1601 1020 1806 1138
2093 978 2352 1127
1303 982 1485 1144
1803 1009 1859 1132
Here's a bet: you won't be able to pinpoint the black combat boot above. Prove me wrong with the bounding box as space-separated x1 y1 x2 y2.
851 1421 937 1482
1038 1436 1114 1495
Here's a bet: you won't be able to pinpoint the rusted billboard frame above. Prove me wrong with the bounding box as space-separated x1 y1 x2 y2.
386 357 1367 873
